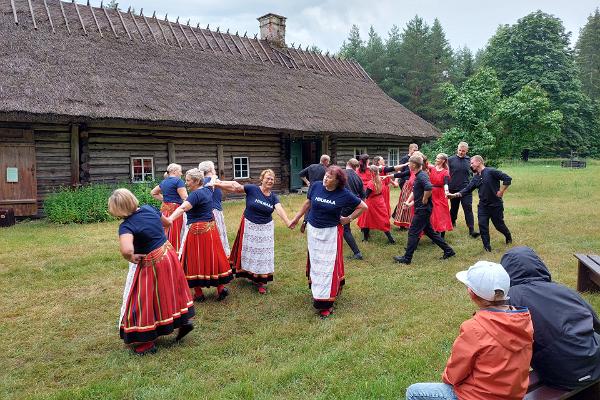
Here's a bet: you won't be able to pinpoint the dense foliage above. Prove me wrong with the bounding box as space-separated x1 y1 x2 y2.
339 9 600 159
44 182 160 224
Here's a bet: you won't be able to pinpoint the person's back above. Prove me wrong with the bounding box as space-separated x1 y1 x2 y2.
501 246 600 389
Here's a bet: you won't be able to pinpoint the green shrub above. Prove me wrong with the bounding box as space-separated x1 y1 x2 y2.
44 182 162 224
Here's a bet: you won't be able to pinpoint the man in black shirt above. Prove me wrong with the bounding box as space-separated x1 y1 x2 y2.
299 154 330 186
343 158 365 260
448 142 479 238
449 155 512 252
397 143 419 188
393 155 455 265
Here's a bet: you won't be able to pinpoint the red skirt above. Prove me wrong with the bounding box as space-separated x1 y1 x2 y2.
120 242 195 344
180 221 233 288
357 192 390 231
161 202 185 252
393 181 414 228
306 224 345 310
430 187 453 232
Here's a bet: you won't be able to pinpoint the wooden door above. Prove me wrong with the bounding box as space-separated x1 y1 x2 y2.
0 143 38 216
290 139 303 190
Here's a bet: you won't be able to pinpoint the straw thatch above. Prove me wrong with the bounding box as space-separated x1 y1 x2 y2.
0 0 439 138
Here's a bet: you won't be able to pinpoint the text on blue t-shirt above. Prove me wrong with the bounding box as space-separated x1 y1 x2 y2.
306 181 361 228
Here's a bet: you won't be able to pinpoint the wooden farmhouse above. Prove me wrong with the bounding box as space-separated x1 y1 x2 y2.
0 0 439 217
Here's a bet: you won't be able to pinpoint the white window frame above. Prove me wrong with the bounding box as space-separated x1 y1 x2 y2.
388 147 400 166
354 147 367 159
130 157 155 182
233 156 250 179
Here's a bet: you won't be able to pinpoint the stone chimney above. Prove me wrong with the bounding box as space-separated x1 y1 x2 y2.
258 13 286 48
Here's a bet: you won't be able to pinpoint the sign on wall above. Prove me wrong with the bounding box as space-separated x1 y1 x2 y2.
6 167 18 183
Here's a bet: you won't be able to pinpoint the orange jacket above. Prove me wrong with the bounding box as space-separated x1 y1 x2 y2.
442 308 533 400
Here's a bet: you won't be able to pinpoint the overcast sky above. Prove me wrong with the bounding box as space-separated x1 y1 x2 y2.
116 0 599 52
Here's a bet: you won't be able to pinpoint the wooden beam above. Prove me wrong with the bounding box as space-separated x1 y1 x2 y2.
73 1 87 35
116 9 132 40
217 144 225 178
103 6 118 38
27 0 37 29
255 35 274 65
167 142 176 164
89 2 103 37
176 18 193 49
209 28 225 52
153 12 169 45
230 33 246 59
70 125 80 186
246 35 264 62
219 30 236 55
43 0 55 33
238 33 255 61
140 9 158 44
198 24 215 52
315 52 333 75
165 15 182 49
187 22 205 50
58 0 71 34
128 8 144 42
10 0 18 25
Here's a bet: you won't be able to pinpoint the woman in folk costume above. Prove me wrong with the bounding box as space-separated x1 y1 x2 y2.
373 156 398 217
356 154 373 186
168 168 233 302
357 165 396 244
198 160 230 257
393 151 428 228
216 169 292 294
150 163 188 252
108 189 194 355
290 166 368 318
428 153 453 237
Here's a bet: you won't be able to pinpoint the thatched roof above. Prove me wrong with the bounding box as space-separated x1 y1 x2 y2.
0 0 440 138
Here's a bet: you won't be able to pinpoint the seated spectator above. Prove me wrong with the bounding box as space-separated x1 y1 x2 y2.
501 246 600 389
406 261 533 400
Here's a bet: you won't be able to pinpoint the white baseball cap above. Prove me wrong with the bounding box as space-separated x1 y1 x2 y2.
456 261 510 301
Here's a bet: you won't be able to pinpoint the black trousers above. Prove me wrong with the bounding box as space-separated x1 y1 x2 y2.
403 209 453 261
343 223 361 255
478 204 511 248
450 192 475 231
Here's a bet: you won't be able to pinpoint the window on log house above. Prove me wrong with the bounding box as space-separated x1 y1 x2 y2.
131 157 155 182
354 147 367 159
233 157 249 179
388 147 400 166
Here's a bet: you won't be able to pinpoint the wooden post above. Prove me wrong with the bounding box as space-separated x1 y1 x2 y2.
79 130 90 184
70 125 80 186
322 134 330 155
167 142 176 164
217 145 225 178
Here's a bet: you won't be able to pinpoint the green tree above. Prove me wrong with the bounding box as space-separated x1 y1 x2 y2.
362 26 386 82
482 11 596 154
339 25 364 61
104 0 119 10
424 18 453 128
575 8 600 101
380 25 403 101
451 46 475 86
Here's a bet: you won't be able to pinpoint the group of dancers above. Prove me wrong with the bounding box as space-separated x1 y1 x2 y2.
108 141 515 354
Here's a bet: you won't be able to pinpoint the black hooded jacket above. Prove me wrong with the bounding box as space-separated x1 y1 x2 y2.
501 246 600 389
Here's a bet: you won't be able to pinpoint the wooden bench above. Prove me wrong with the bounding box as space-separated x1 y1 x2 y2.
526 370 600 399
561 160 587 168
575 254 600 292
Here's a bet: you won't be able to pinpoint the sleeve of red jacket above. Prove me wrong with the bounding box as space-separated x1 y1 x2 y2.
442 320 480 385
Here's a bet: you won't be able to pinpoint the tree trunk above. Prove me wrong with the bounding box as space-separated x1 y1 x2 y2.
521 149 530 162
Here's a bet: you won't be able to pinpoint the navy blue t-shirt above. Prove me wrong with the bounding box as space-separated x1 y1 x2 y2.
159 176 185 204
307 181 361 228
186 187 214 223
203 176 223 211
244 184 280 224
118 205 167 254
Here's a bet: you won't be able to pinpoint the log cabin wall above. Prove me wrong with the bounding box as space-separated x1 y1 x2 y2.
85 125 284 192
34 127 73 209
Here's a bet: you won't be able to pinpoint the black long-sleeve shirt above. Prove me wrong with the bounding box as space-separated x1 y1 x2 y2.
448 155 472 192
459 167 512 207
342 168 365 216
412 170 433 212
299 163 326 184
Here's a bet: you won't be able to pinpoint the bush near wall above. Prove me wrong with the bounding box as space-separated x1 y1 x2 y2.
44 182 161 224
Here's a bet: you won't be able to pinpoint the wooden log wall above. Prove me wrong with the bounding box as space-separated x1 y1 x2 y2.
85 126 284 192
334 136 421 166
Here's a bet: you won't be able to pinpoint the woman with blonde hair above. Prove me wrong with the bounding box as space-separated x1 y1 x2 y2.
428 153 453 237
393 151 428 228
356 165 395 244
151 163 188 252
168 168 233 302
198 160 230 257
216 169 292 294
108 188 194 355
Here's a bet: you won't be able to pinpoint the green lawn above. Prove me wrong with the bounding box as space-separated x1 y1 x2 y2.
1 160 599 399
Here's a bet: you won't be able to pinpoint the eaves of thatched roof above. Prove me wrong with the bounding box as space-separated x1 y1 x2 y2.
0 0 440 139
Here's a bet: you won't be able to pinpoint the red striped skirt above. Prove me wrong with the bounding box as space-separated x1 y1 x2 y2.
120 242 195 344
306 224 345 310
180 221 233 288
161 202 185 252
393 181 414 228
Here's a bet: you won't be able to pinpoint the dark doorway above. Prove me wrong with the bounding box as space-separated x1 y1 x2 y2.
289 138 322 190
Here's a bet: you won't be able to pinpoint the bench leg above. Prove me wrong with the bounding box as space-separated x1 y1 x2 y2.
577 262 599 292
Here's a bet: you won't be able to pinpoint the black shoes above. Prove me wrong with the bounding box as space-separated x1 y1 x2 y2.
352 252 364 260
506 236 513 245
470 231 480 238
441 250 456 260
393 256 411 264
484 245 492 252
194 295 206 303
216 287 229 301
176 322 194 342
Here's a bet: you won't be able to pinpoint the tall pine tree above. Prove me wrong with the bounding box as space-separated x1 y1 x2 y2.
575 8 600 101
363 26 386 83
339 25 365 62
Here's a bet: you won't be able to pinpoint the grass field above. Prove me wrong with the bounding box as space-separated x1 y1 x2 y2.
1 160 599 399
